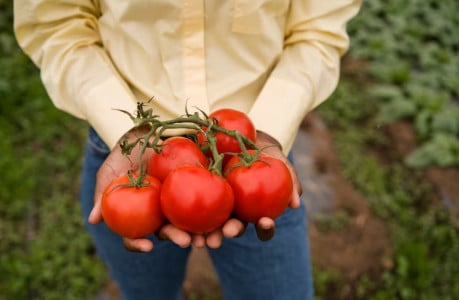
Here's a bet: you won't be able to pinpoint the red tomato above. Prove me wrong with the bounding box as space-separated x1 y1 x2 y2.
224 152 293 223
101 174 164 238
160 165 234 234
197 108 256 156
148 136 209 182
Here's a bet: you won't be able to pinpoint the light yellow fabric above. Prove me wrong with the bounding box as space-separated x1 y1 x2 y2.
14 0 361 152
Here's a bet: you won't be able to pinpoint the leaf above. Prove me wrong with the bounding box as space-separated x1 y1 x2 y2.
405 133 459 168
377 98 417 123
368 84 404 101
431 105 459 135
414 110 434 138
369 59 411 84
406 84 447 111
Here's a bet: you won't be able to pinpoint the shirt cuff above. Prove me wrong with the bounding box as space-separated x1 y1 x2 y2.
248 76 313 154
80 77 138 149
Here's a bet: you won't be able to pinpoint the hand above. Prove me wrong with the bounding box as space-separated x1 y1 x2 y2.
88 127 202 252
249 131 303 241
88 126 163 252
256 131 302 209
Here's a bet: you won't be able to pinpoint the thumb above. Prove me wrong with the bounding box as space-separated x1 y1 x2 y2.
88 197 103 224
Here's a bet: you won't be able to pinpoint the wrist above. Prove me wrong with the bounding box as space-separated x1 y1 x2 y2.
256 130 282 151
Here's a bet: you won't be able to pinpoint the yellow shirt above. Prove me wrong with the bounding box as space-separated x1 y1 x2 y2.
14 0 361 152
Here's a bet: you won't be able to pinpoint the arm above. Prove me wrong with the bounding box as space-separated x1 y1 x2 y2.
247 0 361 239
14 0 137 148
13 0 196 250
248 0 362 153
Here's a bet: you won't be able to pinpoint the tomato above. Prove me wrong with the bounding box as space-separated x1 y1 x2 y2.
197 108 256 156
148 136 209 182
224 152 293 223
160 165 234 234
101 174 164 238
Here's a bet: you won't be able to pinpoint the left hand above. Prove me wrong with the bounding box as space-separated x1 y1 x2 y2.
249 130 302 241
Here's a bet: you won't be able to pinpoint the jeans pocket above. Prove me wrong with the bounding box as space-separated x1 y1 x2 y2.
86 127 111 157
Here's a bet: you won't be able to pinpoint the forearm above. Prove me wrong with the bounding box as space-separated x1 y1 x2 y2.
249 0 362 153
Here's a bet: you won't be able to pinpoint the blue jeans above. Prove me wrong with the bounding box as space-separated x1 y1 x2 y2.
80 127 314 300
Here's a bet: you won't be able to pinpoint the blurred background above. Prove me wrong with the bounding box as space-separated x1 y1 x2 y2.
1 0 458 299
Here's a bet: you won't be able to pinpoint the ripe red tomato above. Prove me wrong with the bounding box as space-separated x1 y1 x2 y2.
197 108 256 156
101 174 164 238
160 165 234 234
148 136 209 182
224 152 293 223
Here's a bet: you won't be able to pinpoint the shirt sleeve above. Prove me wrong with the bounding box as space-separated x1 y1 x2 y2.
248 0 362 153
14 0 138 149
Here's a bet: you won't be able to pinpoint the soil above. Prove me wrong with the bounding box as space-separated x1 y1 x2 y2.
300 114 393 299
98 113 459 300
302 113 393 275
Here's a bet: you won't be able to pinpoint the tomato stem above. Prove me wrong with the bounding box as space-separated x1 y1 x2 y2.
205 127 225 176
118 102 260 182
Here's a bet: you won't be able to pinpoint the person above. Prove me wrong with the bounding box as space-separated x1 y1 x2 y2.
14 1 361 299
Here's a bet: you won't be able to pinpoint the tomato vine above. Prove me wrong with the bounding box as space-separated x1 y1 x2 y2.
117 101 259 182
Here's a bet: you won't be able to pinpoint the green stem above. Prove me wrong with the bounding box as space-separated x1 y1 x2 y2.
206 130 225 176
119 104 261 183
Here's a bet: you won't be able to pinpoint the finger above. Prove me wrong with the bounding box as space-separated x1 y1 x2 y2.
286 162 302 209
289 190 301 209
158 224 192 248
191 234 206 248
123 238 154 252
88 199 102 224
90 161 120 224
206 229 224 249
222 218 247 238
255 217 275 241
89 174 108 225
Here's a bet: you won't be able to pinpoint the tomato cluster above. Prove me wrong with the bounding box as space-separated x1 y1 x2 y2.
101 108 293 239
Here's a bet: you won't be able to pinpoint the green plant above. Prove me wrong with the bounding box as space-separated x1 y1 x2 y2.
316 59 459 299
0 1 107 298
348 0 459 168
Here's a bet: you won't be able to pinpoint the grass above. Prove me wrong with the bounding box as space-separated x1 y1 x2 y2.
314 63 459 299
0 2 106 299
